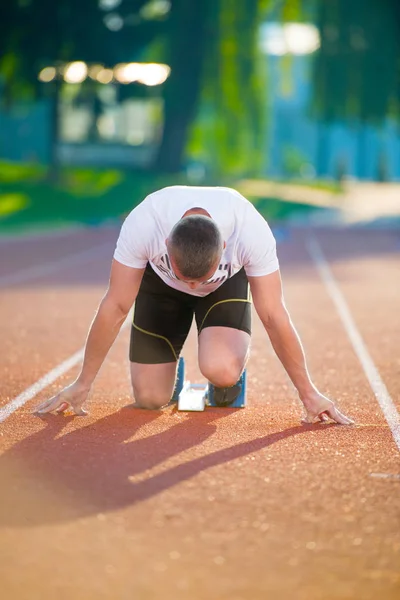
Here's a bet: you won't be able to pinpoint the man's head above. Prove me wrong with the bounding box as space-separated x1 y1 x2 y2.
166 213 223 285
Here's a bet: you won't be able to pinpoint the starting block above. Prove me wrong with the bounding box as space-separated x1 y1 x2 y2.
208 368 247 409
178 381 208 411
172 357 246 411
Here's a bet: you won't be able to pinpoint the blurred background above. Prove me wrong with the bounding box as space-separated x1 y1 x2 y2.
0 0 399 232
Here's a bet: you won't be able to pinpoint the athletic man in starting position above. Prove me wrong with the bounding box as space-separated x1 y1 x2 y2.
35 185 353 424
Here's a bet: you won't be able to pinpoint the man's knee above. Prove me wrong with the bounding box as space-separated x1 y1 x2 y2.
133 388 171 410
200 357 243 388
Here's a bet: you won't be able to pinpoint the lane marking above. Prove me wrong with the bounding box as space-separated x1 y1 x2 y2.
0 315 132 423
0 242 113 288
370 473 400 480
306 236 400 452
0 350 84 423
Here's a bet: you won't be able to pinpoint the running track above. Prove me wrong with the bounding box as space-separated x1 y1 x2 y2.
0 225 399 600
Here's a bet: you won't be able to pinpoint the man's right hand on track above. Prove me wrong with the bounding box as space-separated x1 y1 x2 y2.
300 389 354 425
34 381 90 415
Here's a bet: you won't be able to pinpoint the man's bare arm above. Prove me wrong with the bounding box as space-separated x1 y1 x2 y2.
35 260 145 414
248 271 353 424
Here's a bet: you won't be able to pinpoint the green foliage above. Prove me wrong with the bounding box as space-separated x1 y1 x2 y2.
252 195 326 221
0 161 331 232
313 0 400 123
0 160 47 182
281 145 308 177
0 162 189 231
0 0 166 102
281 0 303 21
1 0 271 177
62 169 123 196
0 193 30 217
187 0 269 177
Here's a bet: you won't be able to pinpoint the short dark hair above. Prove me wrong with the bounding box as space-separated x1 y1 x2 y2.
168 215 223 279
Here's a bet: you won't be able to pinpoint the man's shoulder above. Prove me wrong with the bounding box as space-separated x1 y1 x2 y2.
145 185 248 201
126 186 251 229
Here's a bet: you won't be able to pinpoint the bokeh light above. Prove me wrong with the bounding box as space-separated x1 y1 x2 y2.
113 63 133 83
140 0 171 20
114 62 170 85
260 23 320 56
96 68 114 84
38 66 56 82
38 62 170 86
137 63 170 86
104 13 124 31
88 64 105 80
98 0 122 9
64 61 88 83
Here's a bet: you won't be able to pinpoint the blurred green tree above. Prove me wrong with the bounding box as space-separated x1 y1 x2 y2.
0 0 164 171
314 0 400 123
159 0 270 176
0 0 271 176
313 0 400 177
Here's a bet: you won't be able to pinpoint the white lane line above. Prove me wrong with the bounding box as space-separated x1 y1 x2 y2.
370 473 400 480
306 236 400 452
0 242 112 288
0 316 131 423
0 350 84 423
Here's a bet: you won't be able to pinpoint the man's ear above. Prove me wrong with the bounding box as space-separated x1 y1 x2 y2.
223 241 226 249
165 238 169 246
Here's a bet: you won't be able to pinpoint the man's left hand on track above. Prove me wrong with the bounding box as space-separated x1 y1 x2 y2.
300 389 354 425
34 381 90 416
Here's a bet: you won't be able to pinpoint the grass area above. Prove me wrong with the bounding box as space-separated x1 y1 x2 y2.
0 162 190 232
0 161 328 233
251 196 326 221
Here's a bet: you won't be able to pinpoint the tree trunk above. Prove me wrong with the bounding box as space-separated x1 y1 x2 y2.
48 78 62 181
154 0 210 173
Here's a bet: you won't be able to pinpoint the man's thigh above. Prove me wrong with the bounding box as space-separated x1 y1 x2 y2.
196 269 252 385
130 264 194 364
195 268 251 336
198 326 250 372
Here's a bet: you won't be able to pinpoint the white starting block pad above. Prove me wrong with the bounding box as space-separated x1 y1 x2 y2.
178 381 208 411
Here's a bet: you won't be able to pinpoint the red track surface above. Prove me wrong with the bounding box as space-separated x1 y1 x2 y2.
1 226 399 600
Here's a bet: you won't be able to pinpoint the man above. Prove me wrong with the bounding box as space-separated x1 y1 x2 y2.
35 185 353 425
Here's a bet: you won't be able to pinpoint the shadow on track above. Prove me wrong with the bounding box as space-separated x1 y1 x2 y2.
0 407 337 527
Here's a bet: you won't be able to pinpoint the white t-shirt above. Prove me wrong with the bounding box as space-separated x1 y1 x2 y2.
114 185 279 297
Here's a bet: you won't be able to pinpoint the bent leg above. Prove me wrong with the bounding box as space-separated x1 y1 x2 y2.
129 265 194 409
195 267 251 387
198 326 250 387
130 362 177 409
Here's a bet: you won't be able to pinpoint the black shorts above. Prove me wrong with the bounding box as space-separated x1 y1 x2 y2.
130 264 251 364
